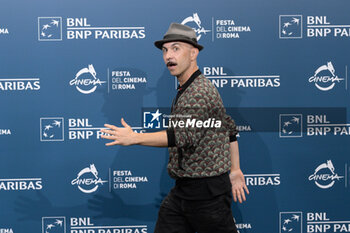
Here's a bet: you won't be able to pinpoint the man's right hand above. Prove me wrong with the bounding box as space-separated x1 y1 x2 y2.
100 118 137 146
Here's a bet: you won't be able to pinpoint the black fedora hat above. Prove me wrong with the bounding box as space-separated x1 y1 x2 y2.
154 23 204 51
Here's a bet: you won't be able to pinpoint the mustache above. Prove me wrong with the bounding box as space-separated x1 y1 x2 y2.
166 61 177 67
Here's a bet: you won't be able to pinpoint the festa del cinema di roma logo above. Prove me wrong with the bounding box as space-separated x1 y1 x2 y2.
308 160 343 189
71 164 107 193
69 64 106 94
181 13 210 41
308 62 344 91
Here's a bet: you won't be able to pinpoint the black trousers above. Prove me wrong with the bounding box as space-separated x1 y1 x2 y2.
154 191 238 233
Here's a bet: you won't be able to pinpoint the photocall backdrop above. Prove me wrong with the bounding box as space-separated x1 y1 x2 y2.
1 0 349 232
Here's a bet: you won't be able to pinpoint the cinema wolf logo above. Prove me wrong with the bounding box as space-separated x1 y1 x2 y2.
308 160 344 189
71 164 108 193
308 62 344 91
181 13 211 41
69 64 106 94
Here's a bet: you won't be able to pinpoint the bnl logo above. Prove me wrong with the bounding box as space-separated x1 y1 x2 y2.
279 15 302 39
42 217 66 233
143 109 162 129
40 117 64 141
279 114 302 138
280 212 302 233
38 17 62 41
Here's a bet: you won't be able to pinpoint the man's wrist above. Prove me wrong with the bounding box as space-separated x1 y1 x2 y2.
133 132 142 145
230 167 241 172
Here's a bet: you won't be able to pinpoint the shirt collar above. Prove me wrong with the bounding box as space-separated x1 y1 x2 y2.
177 69 201 93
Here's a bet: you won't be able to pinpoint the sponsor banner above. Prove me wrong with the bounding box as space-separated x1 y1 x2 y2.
69 66 148 94
0 77 40 91
0 26 9 35
0 229 13 233
279 15 350 39
43 216 147 233
40 117 144 142
280 212 303 233
112 169 149 190
108 68 147 91
142 108 225 131
280 212 350 233
279 114 303 138
307 212 350 233
308 62 347 92
277 108 348 138
38 17 62 41
234 218 253 233
304 113 350 137
279 15 303 39
71 164 149 193
68 118 107 140
176 64 346 91
38 17 146 41
174 67 280 89
40 117 64 141
42 217 66 233
143 108 169 130
0 128 11 136
308 160 348 189
214 19 251 39
69 64 106 94
245 174 281 186
0 177 43 191
181 13 252 42
181 13 211 41
307 16 350 38
143 107 347 137
71 164 108 194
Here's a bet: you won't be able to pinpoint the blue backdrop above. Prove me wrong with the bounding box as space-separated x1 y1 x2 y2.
1 0 350 232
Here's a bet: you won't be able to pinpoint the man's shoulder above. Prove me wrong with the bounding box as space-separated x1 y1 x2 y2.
188 74 219 96
176 74 220 105
190 74 215 90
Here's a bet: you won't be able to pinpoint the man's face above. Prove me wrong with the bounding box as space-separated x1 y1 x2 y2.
162 41 193 77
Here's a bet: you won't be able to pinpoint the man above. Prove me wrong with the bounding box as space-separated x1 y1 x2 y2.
101 23 249 233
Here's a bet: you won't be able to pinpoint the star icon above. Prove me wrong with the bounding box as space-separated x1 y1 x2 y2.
150 109 162 122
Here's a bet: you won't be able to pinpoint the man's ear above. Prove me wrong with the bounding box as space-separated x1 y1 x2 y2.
191 47 199 61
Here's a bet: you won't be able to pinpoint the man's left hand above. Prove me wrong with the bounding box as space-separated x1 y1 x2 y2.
229 169 249 203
